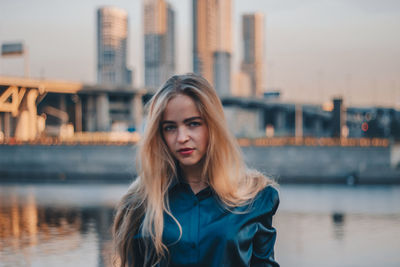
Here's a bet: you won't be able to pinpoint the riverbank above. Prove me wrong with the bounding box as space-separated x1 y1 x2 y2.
1 143 399 184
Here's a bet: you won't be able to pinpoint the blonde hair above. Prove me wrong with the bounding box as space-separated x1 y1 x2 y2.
113 73 274 266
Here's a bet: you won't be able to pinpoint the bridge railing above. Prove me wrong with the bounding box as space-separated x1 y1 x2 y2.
0 132 140 146
237 137 389 147
0 134 390 147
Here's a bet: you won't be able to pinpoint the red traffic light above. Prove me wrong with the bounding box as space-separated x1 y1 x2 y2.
361 122 368 132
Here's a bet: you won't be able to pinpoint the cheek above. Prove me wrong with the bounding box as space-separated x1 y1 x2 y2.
163 133 175 152
201 128 210 149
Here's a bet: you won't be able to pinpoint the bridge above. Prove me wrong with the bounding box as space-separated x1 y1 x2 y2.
0 76 145 141
1 75 396 144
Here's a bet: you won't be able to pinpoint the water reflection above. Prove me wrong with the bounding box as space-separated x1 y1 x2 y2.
1 184 400 267
275 185 400 267
332 212 345 240
0 184 124 267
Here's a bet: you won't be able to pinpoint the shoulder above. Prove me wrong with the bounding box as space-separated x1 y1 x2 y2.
253 185 280 216
258 185 279 199
242 169 280 215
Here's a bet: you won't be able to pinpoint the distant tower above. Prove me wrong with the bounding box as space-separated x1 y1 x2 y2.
213 0 232 96
193 0 216 86
241 13 264 97
193 0 232 96
144 0 175 92
166 4 176 80
97 7 132 86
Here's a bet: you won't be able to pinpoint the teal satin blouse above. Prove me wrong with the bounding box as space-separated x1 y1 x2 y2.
133 181 280 266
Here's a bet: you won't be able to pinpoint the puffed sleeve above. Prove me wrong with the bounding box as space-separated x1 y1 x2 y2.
250 186 280 267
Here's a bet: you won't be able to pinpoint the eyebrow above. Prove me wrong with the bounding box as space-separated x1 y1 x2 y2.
161 116 203 125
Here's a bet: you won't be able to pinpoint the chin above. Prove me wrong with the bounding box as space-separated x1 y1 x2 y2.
180 161 198 167
179 158 201 167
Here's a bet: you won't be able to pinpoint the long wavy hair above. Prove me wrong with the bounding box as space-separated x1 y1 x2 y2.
112 73 274 266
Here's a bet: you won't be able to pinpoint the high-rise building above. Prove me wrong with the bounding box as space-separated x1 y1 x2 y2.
166 4 175 78
144 0 175 92
193 0 232 96
193 0 216 85
241 13 264 97
232 71 251 97
97 7 132 86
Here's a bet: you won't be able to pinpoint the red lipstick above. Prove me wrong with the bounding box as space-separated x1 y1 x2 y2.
178 148 194 156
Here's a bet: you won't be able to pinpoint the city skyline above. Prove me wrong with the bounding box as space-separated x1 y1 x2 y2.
0 0 399 107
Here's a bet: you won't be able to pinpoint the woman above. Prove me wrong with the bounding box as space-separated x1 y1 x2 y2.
113 73 279 267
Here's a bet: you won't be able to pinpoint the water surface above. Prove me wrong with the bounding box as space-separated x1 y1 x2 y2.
0 183 399 267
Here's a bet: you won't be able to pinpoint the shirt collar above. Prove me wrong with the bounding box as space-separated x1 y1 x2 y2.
168 173 213 200
168 177 213 200
168 176 180 190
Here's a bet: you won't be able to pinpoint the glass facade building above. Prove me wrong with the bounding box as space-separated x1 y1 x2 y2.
193 0 232 96
144 0 175 92
97 7 132 86
241 13 265 97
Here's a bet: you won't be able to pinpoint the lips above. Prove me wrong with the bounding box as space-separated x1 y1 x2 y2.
178 148 195 156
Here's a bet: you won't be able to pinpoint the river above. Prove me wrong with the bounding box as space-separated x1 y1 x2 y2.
0 183 399 267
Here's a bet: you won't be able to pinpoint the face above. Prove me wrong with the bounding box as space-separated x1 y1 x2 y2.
161 94 209 169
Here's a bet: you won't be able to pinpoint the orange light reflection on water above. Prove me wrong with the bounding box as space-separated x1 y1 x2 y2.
0 186 114 266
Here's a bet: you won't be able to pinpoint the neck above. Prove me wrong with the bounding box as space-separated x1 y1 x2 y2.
180 163 208 194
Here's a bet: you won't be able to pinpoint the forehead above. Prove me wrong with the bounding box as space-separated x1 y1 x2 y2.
162 94 201 121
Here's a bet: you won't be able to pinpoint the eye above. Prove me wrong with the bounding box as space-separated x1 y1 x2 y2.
163 125 176 132
188 121 201 127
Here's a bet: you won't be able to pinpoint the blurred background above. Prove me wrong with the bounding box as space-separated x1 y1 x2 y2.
0 0 399 266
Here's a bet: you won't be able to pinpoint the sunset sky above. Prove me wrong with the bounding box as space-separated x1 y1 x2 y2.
1 0 399 107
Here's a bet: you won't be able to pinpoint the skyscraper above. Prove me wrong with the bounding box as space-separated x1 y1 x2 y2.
166 4 176 78
193 0 216 86
193 0 232 96
97 7 132 86
144 0 175 92
241 13 265 97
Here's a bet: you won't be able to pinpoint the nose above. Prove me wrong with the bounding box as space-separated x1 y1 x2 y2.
177 126 189 143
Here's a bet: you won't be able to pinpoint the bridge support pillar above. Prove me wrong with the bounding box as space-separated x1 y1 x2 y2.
15 89 38 141
86 95 95 132
295 104 303 138
74 95 82 132
275 111 286 133
130 94 143 131
96 93 110 131
3 112 11 138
